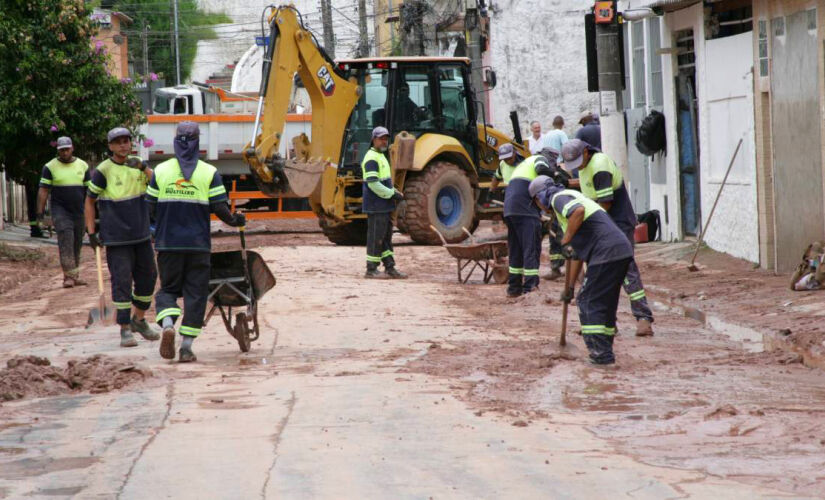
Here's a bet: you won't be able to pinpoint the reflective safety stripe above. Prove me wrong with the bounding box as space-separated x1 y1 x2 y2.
549 253 564 260
156 307 182 321
581 325 606 335
113 301 132 310
88 182 104 195
29 221 39 226
363 172 380 179
552 189 604 232
604 327 616 336
381 250 394 259
366 255 382 263
146 185 160 197
523 269 540 276
595 187 613 197
208 186 226 197
629 290 646 301
624 278 630 286
39 178 53 186
579 153 623 201
132 292 153 302
508 267 524 274
179 325 201 337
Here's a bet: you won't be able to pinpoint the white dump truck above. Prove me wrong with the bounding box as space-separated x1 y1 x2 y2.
137 84 313 214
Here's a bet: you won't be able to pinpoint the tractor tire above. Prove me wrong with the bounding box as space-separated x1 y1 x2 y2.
402 161 475 245
318 217 367 246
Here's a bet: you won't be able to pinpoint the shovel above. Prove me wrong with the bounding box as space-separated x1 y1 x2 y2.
86 246 114 328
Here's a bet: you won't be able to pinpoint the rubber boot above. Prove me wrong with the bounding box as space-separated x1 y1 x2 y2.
159 326 176 360
131 316 160 340
62 276 75 288
385 267 408 279
120 327 138 348
178 335 196 363
364 263 382 279
635 319 654 337
584 334 615 365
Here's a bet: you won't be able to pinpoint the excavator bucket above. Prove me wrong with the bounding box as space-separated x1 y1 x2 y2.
282 158 327 197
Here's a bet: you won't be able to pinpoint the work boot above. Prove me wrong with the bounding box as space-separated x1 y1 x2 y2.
635 319 654 337
120 327 138 348
30 227 47 239
71 277 87 287
542 268 563 281
385 267 408 279
62 276 75 288
159 326 177 360
178 347 197 363
131 316 160 341
364 268 383 279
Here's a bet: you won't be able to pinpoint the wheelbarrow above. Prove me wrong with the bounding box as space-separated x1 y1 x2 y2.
205 228 276 352
430 225 509 284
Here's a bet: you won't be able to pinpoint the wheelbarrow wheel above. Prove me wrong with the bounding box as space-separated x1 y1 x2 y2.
233 312 252 353
492 264 509 285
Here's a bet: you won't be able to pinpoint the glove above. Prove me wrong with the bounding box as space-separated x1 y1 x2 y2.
561 243 577 260
552 172 569 188
392 190 405 201
560 286 574 303
88 232 102 250
230 212 246 227
125 157 146 171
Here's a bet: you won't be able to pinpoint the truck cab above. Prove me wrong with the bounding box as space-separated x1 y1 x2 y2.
152 85 205 115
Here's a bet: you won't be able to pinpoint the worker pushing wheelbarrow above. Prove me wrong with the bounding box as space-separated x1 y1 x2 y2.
205 227 276 352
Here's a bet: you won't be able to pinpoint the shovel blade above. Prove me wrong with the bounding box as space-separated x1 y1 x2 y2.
86 297 116 328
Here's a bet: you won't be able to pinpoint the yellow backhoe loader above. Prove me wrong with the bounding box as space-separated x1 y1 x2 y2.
243 5 527 245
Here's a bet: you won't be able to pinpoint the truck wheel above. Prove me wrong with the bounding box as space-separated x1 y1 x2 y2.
319 217 367 246
402 161 475 245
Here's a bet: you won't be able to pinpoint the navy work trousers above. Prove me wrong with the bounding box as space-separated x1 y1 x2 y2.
505 215 542 295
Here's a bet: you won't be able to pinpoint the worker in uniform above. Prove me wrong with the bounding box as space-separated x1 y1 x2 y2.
499 144 555 296
146 121 246 362
37 136 90 287
531 177 634 365
85 127 159 347
361 126 407 279
561 139 655 337
538 147 568 281
489 143 518 192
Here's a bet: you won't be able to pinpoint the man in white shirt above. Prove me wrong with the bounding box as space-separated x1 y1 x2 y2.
527 121 546 155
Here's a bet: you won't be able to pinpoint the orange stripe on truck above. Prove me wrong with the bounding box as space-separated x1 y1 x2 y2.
147 114 311 123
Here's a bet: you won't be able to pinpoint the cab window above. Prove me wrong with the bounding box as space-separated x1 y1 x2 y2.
392 67 435 133
342 67 389 166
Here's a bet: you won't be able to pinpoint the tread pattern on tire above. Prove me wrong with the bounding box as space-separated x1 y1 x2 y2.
319 217 367 246
402 161 474 245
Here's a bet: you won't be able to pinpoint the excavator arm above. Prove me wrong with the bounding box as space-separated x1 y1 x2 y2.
243 6 361 201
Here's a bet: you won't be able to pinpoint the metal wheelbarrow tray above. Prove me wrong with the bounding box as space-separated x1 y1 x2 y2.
430 225 509 284
205 236 276 352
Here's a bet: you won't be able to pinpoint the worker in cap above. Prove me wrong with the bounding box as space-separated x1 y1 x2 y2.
562 139 655 337
531 177 634 365
147 121 245 362
86 127 159 347
499 144 557 296
490 143 518 192
361 126 407 279
537 147 570 281
37 136 90 287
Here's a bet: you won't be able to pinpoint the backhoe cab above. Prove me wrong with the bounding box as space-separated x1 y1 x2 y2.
243 6 526 245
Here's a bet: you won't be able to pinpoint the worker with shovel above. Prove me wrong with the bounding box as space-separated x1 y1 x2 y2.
146 121 246 362
561 139 655 337
530 177 633 365
85 127 159 347
498 144 557 297
37 136 90 288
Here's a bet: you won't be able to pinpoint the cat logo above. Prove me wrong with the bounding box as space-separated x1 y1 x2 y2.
317 66 335 96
